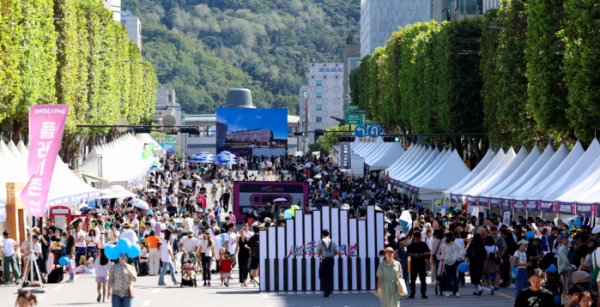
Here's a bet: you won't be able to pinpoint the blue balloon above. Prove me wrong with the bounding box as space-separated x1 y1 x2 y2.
546 264 557 273
555 295 560 304
105 245 121 260
458 262 469 273
283 210 293 219
445 206 449 211
59 256 70 266
455 206 460 211
118 238 131 254
127 244 141 258
574 219 582 227
526 231 535 240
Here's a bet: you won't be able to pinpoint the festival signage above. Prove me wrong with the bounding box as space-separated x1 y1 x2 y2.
340 142 351 170
501 198 512 210
512 199 526 212
467 196 478 207
259 205 384 292
576 204 595 218
490 198 502 209
478 197 490 209
557 202 577 215
525 200 540 212
450 194 460 203
20 105 70 217
540 200 557 213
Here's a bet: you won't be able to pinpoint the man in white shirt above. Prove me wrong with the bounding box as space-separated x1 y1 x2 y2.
1 231 21 283
224 224 238 261
179 231 199 266
120 223 139 244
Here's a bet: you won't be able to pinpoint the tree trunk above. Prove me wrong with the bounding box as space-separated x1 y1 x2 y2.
11 119 27 145
88 133 97 153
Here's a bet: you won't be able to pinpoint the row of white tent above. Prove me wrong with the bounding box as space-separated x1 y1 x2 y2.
351 137 600 216
79 134 161 188
0 139 98 211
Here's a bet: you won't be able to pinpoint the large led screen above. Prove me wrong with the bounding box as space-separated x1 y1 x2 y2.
216 108 288 155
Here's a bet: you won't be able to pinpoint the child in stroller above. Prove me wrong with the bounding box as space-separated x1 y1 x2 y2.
181 258 197 287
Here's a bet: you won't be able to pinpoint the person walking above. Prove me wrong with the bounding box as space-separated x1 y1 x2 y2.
467 233 487 296
441 232 465 297
158 229 179 286
108 254 137 307
1 231 21 284
199 230 216 286
317 229 337 297
376 247 403 307
406 232 430 299
512 239 532 298
237 230 250 286
146 229 160 276
94 249 112 303
248 225 261 286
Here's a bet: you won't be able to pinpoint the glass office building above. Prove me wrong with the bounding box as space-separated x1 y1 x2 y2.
361 0 432 57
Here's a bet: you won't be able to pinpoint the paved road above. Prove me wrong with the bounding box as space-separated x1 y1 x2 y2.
0 257 517 307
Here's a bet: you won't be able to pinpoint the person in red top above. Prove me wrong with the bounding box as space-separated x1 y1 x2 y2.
220 251 233 287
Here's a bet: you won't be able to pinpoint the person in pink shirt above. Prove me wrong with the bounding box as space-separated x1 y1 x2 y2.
197 194 207 214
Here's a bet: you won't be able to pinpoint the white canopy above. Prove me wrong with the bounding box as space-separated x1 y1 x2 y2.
418 150 471 197
541 139 600 202
390 145 427 179
365 142 391 165
409 148 451 187
392 146 434 181
490 145 554 199
482 145 541 198
399 148 443 184
443 148 496 200
512 142 583 201
464 146 523 197
387 144 418 175
79 134 153 187
355 138 379 157
360 137 383 159
0 140 98 208
135 133 163 151
451 148 507 197
367 142 405 171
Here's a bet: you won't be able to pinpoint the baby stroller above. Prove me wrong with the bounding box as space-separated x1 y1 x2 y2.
180 254 197 287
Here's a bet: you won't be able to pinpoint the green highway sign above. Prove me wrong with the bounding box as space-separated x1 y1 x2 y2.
345 113 377 125
345 105 360 110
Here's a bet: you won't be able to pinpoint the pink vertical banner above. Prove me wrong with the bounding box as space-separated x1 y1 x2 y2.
20 105 70 217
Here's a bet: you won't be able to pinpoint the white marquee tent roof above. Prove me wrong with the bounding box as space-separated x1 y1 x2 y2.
482 145 541 198
417 150 472 196
387 144 418 174
464 146 523 197
392 146 434 181
450 148 506 196
409 148 450 187
367 142 405 171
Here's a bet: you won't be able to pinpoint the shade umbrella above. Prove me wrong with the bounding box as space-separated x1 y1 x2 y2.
273 198 288 202
128 198 150 210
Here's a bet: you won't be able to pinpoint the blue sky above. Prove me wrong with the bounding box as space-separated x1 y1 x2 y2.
216 108 288 139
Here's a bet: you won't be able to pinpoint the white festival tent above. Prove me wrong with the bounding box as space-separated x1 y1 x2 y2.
79 134 154 189
442 148 495 202
391 146 435 182
353 139 373 156
511 142 584 202
135 133 163 151
463 146 524 198
409 149 450 187
489 145 555 199
411 150 472 202
398 148 443 184
365 141 389 165
386 143 417 175
556 141 600 204
447 148 507 201
389 145 426 179
539 139 600 203
366 142 405 171
0 140 98 209
481 145 541 198
356 137 382 158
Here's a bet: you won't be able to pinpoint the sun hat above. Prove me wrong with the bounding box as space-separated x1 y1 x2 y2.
384 247 394 253
516 239 529 245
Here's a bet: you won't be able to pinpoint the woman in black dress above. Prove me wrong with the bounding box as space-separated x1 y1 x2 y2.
40 227 51 278
238 230 251 286
467 233 487 296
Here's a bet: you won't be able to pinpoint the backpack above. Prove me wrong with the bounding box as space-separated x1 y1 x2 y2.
321 239 335 258
47 267 64 283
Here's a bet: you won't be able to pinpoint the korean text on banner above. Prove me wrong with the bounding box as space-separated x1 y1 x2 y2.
20 105 70 217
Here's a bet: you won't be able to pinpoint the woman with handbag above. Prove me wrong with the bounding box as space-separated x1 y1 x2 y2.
377 247 404 307
483 235 500 295
467 233 487 296
108 254 137 307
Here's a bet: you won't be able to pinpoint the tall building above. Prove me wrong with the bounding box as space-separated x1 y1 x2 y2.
361 0 431 57
305 63 344 147
154 88 182 154
121 11 142 50
432 0 501 23
343 35 361 99
103 0 121 22
298 85 309 152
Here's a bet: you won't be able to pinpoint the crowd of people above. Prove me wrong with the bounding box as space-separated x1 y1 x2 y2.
1 152 598 307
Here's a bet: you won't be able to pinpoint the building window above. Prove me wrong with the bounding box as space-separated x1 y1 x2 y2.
316 92 322 98
316 104 322 111
316 117 322 123
316 80 322 86
302 91 308 98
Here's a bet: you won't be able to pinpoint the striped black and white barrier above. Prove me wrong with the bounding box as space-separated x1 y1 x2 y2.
259 205 385 292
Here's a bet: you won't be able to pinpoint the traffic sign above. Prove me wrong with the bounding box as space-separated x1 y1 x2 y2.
345 105 360 110
368 125 381 138
354 125 367 138
345 113 363 124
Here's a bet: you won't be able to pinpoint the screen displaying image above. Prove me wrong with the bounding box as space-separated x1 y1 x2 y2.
216 108 288 151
